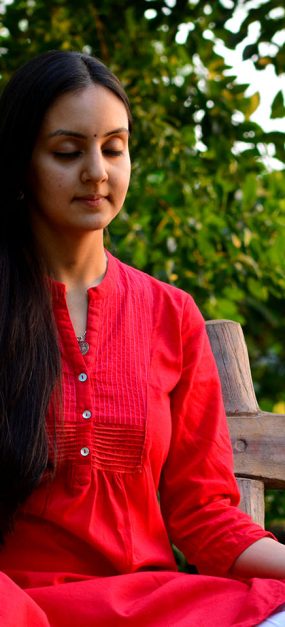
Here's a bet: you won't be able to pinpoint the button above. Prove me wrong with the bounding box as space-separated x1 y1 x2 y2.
80 447 90 457
82 410 92 420
78 372 87 382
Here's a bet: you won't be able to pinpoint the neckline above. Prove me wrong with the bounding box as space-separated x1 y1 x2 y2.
48 249 118 302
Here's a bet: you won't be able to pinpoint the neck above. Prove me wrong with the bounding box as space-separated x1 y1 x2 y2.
34 228 107 291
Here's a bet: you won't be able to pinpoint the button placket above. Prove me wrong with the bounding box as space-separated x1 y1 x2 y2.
76 369 92 464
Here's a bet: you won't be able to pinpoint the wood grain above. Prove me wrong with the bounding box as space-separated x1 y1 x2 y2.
206 320 259 415
237 478 265 527
206 319 285 523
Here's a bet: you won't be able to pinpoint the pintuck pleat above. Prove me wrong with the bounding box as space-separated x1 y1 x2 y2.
52 422 146 472
92 423 146 472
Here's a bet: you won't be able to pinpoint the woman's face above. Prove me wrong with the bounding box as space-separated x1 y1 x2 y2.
26 84 131 237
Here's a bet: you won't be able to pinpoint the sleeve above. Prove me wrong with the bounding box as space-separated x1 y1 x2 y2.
159 294 275 577
0 571 49 626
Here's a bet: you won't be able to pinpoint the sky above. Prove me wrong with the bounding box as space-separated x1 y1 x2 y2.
217 3 285 170
175 2 285 132
216 3 285 134
175 1 285 169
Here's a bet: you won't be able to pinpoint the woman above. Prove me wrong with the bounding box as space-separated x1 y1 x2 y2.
0 49 285 626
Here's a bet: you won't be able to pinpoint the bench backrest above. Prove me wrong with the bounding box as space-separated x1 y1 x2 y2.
206 320 285 527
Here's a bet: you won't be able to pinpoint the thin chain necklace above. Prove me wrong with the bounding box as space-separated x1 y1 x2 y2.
76 253 108 356
76 330 89 355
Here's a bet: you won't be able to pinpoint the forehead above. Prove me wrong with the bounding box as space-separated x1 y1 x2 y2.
40 84 129 136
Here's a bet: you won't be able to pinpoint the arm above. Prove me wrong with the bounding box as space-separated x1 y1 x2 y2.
231 538 285 579
159 295 275 577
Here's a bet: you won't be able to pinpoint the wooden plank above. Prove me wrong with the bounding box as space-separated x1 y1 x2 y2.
206 320 285 488
237 478 264 527
229 413 285 486
206 320 259 415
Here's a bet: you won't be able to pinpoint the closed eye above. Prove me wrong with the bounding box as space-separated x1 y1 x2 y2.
103 149 123 156
53 151 82 159
53 149 123 158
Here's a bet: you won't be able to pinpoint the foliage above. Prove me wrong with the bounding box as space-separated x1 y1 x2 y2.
0 0 285 523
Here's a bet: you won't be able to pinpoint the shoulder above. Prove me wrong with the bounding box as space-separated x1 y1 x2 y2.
108 251 203 325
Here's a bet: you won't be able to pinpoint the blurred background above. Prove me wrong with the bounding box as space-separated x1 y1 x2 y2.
0 0 284 532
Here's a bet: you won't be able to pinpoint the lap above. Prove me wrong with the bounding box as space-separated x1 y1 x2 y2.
2 569 285 626
27 571 285 627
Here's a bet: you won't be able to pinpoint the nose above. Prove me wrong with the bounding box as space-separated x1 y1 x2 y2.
80 149 108 184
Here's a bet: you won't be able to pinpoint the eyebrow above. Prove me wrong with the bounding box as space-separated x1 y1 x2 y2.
47 127 129 139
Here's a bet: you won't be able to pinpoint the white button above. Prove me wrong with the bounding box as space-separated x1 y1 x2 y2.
82 410 92 420
80 447 90 457
78 372 87 382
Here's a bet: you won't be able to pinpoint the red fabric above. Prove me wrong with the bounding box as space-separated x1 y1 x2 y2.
1 250 285 625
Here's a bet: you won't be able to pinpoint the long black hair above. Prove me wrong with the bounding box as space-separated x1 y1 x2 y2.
0 50 132 542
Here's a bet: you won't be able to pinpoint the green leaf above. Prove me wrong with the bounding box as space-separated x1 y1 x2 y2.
242 43 258 61
271 90 285 119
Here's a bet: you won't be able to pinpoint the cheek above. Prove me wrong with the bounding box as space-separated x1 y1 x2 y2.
116 176 130 204
28 157 69 194
114 161 131 194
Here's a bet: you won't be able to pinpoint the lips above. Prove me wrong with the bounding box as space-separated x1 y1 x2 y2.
73 194 108 208
75 194 105 201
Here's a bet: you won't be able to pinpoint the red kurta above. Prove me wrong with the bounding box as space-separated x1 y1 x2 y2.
1 251 285 626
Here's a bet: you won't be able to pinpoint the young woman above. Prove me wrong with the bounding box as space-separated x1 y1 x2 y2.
1 49 285 627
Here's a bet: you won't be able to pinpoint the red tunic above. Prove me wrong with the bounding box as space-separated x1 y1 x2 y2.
1 251 285 626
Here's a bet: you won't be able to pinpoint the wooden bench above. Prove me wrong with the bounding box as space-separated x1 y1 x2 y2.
206 320 285 528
